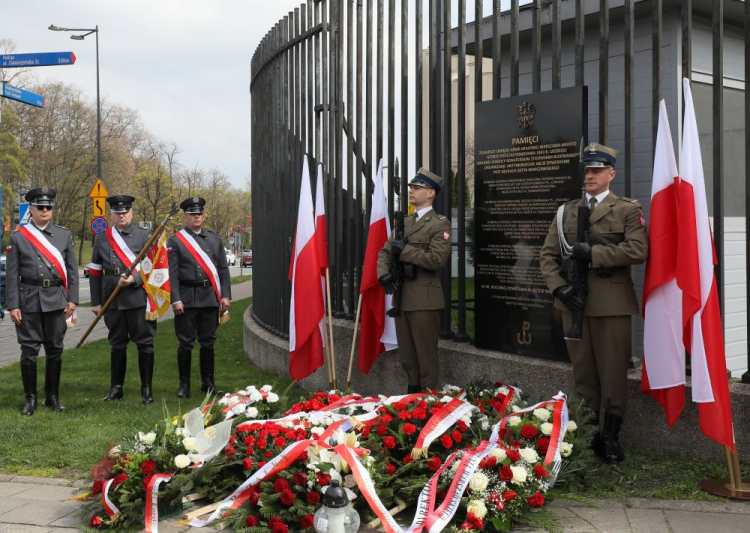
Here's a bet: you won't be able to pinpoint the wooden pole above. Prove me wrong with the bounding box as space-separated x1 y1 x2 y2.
326 269 337 389
346 293 363 390
323 289 334 389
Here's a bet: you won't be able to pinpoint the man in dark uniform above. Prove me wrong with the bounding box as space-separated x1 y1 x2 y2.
168 197 231 398
89 194 156 404
540 143 648 463
5 187 79 415
376 168 452 393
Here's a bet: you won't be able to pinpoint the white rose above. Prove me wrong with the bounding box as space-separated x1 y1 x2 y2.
540 422 554 436
469 472 489 492
182 437 198 451
233 404 246 415
466 500 488 519
245 407 259 418
441 395 454 403
460 412 473 424
311 427 324 437
138 431 156 445
490 448 507 461
561 442 574 457
508 416 522 427
519 448 539 463
533 408 551 422
567 421 578 432
261 385 273 392
510 465 527 484
267 392 280 403
174 454 191 468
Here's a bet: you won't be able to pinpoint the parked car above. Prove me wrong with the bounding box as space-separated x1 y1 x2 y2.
241 250 253 267
225 248 236 266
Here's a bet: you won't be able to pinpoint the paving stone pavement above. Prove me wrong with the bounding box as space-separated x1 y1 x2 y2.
0 475 749 533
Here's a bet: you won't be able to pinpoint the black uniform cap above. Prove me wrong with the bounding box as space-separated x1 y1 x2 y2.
106 194 135 213
180 196 206 214
25 187 57 207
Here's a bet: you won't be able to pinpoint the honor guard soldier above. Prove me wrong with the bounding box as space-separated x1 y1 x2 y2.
376 168 452 393
6 187 79 415
168 197 231 398
540 143 648 463
89 194 156 404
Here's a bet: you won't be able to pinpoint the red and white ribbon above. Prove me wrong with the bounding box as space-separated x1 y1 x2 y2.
412 395 477 457
18 225 68 291
144 473 173 533
87 263 103 277
101 478 120 519
176 230 222 302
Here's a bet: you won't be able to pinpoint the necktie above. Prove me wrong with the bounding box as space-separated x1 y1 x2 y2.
589 197 597 212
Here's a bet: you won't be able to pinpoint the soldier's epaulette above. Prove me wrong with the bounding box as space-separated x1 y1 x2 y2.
618 196 642 206
204 229 219 236
435 214 447 220
53 224 70 231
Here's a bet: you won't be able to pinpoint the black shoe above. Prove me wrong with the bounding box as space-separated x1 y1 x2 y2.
103 349 127 401
44 395 66 412
21 395 37 416
138 350 154 405
101 385 124 402
20 364 38 416
199 348 224 396
141 385 154 404
600 413 625 463
44 358 66 412
177 349 191 398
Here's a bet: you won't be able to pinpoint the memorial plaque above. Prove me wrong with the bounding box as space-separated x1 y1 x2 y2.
474 86 588 360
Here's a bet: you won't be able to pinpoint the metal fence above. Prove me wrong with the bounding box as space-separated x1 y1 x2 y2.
250 0 749 381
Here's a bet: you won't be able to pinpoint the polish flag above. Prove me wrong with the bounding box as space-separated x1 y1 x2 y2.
314 163 328 346
358 160 398 374
288 156 325 381
678 79 734 451
641 100 685 426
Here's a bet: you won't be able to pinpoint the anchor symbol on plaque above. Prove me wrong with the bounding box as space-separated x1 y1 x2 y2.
517 321 532 346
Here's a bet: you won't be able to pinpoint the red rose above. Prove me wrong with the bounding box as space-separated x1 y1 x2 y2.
91 480 103 494
398 410 412 420
402 423 417 436
301 514 315 528
452 430 462 443
243 458 254 470
427 456 442 471
271 522 289 533
274 478 291 493
264 451 274 458
376 424 389 436
317 472 331 486
461 522 472 530
306 491 321 504
268 516 280 527
280 489 296 506
520 425 539 440
440 435 453 449
509 440 523 449
328 393 341 403
506 449 521 463
499 465 513 483
503 490 517 501
412 407 427 420
248 490 260 506
299 451 309 462
536 437 550 454
359 426 371 438
485 456 497 469
314 392 327 399
533 465 549 479
383 437 396 449
385 463 396 476
140 460 157 475
245 515 259 527
112 473 128 487
527 491 545 508
380 414 393 423
473 517 484 529
293 472 308 486
274 436 287 447
257 438 268 448
403 455 413 464
90 515 103 528
457 421 469 432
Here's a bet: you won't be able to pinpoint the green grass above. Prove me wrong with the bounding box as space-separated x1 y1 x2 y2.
231 274 252 284
0 297 301 479
451 276 475 338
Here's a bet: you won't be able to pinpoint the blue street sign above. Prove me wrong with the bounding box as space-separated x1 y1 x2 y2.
91 217 108 234
1 52 76 68
19 203 30 227
1 84 44 108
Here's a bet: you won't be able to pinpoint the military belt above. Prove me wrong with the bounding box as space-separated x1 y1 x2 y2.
180 279 211 287
103 268 124 275
20 277 64 287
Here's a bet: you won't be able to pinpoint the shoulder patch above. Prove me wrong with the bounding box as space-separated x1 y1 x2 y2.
617 196 639 204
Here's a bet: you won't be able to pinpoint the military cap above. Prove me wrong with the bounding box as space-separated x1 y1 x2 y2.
583 142 619 168
106 194 135 213
409 168 443 193
180 196 206 214
25 187 56 206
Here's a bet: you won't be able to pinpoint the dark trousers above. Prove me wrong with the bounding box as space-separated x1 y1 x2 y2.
394 309 441 390
174 307 219 351
15 310 66 365
562 313 632 418
103 307 156 351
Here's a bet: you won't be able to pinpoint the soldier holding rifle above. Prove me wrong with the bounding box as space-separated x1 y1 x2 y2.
377 168 451 393
540 143 648 463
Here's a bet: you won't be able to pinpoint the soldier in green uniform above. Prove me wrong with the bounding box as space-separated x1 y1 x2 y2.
377 168 452 393
540 143 648 463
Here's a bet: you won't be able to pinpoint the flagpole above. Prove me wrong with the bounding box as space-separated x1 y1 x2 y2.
346 293 363 390
322 311 333 390
325 269 337 390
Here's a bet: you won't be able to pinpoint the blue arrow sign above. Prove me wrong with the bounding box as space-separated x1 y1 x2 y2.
1 52 76 68
19 203 31 227
1 84 44 108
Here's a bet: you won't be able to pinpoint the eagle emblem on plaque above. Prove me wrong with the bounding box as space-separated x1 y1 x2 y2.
516 102 536 130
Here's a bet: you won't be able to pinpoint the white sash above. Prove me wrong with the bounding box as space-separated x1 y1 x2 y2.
20 225 68 288
109 228 140 272
177 229 222 298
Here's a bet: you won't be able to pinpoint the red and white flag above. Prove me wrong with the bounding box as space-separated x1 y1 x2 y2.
289 156 326 381
641 100 686 426
678 78 734 451
314 163 329 345
358 160 397 374
140 231 171 320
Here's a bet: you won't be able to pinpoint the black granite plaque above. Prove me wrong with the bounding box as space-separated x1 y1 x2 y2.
474 86 588 360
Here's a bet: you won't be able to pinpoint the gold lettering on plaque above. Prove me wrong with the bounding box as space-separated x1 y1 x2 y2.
517 321 532 345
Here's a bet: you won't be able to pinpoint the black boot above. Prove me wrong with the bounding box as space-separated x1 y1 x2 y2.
600 413 625 464
407 385 421 394
20 363 37 416
177 349 191 398
589 413 603 456
138 349 154 405
44 358 66 412
102 349 127 401
199 348 224 396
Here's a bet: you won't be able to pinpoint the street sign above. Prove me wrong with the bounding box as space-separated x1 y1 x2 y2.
19 203 31 226
90 217 108 234
88 179 108 198
92 197 106 217
1 52 76 68
1 84 44 108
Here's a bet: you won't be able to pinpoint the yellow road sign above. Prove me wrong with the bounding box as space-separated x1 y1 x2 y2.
88 179 108 198
92 197 106 217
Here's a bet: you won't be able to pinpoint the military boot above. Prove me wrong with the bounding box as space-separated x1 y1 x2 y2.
102 349 127 401
138 349 154 405
177 349 192 399
20 363 37 416
44 358 66 412
199 348 224 396
600 413 625 463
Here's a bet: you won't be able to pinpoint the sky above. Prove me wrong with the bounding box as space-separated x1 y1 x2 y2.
2 0 306 189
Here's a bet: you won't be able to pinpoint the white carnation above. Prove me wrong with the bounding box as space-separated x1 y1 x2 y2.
261 385 273 392
469 472 489 492
567 421 578 432
249 391 263 402
174 454 191 468
508 416 522 427
267 392 280 403
245 407 259 418
533 408 551 422
540 422 554 436
561 442 574 457
519 448 539 463
467 500 488 519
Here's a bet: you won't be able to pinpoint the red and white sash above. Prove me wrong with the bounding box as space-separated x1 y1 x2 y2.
18 225 68 292
105 228 155 315
175 230 223 302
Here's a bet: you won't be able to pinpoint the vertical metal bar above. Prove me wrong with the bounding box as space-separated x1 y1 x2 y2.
430 0 439 172
329 0 341 315
308 0 314 157
510 0 519 96
336 0 346 315
624 0 633 198
475 0 484 103
401 0 409 208
682 0 692 82
323 0 330 173
377 0 384 172
347 0 356 317
416 0 423 169
388 0 396 219
532 0 541 93
743 0 750 384
575 0 584 87
652 0 662 153
552 0 561 90
492 0 501 99
600 0 609 145
356 0 364 289
366 0 373 226
315 0 322 163
301 4 308 158
713 0 724 316
441 0 453 338
456 0 468 342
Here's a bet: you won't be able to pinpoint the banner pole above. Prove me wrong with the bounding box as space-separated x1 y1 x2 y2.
325 269 337 390
346 293 363 391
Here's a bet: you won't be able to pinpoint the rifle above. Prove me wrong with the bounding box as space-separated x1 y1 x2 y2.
563 138 590 341
386 210 405 317
76 202 180 347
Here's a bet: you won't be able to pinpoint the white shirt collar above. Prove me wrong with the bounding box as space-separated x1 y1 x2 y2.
415 206 432 221
33 222 50 231
586 190 610 206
